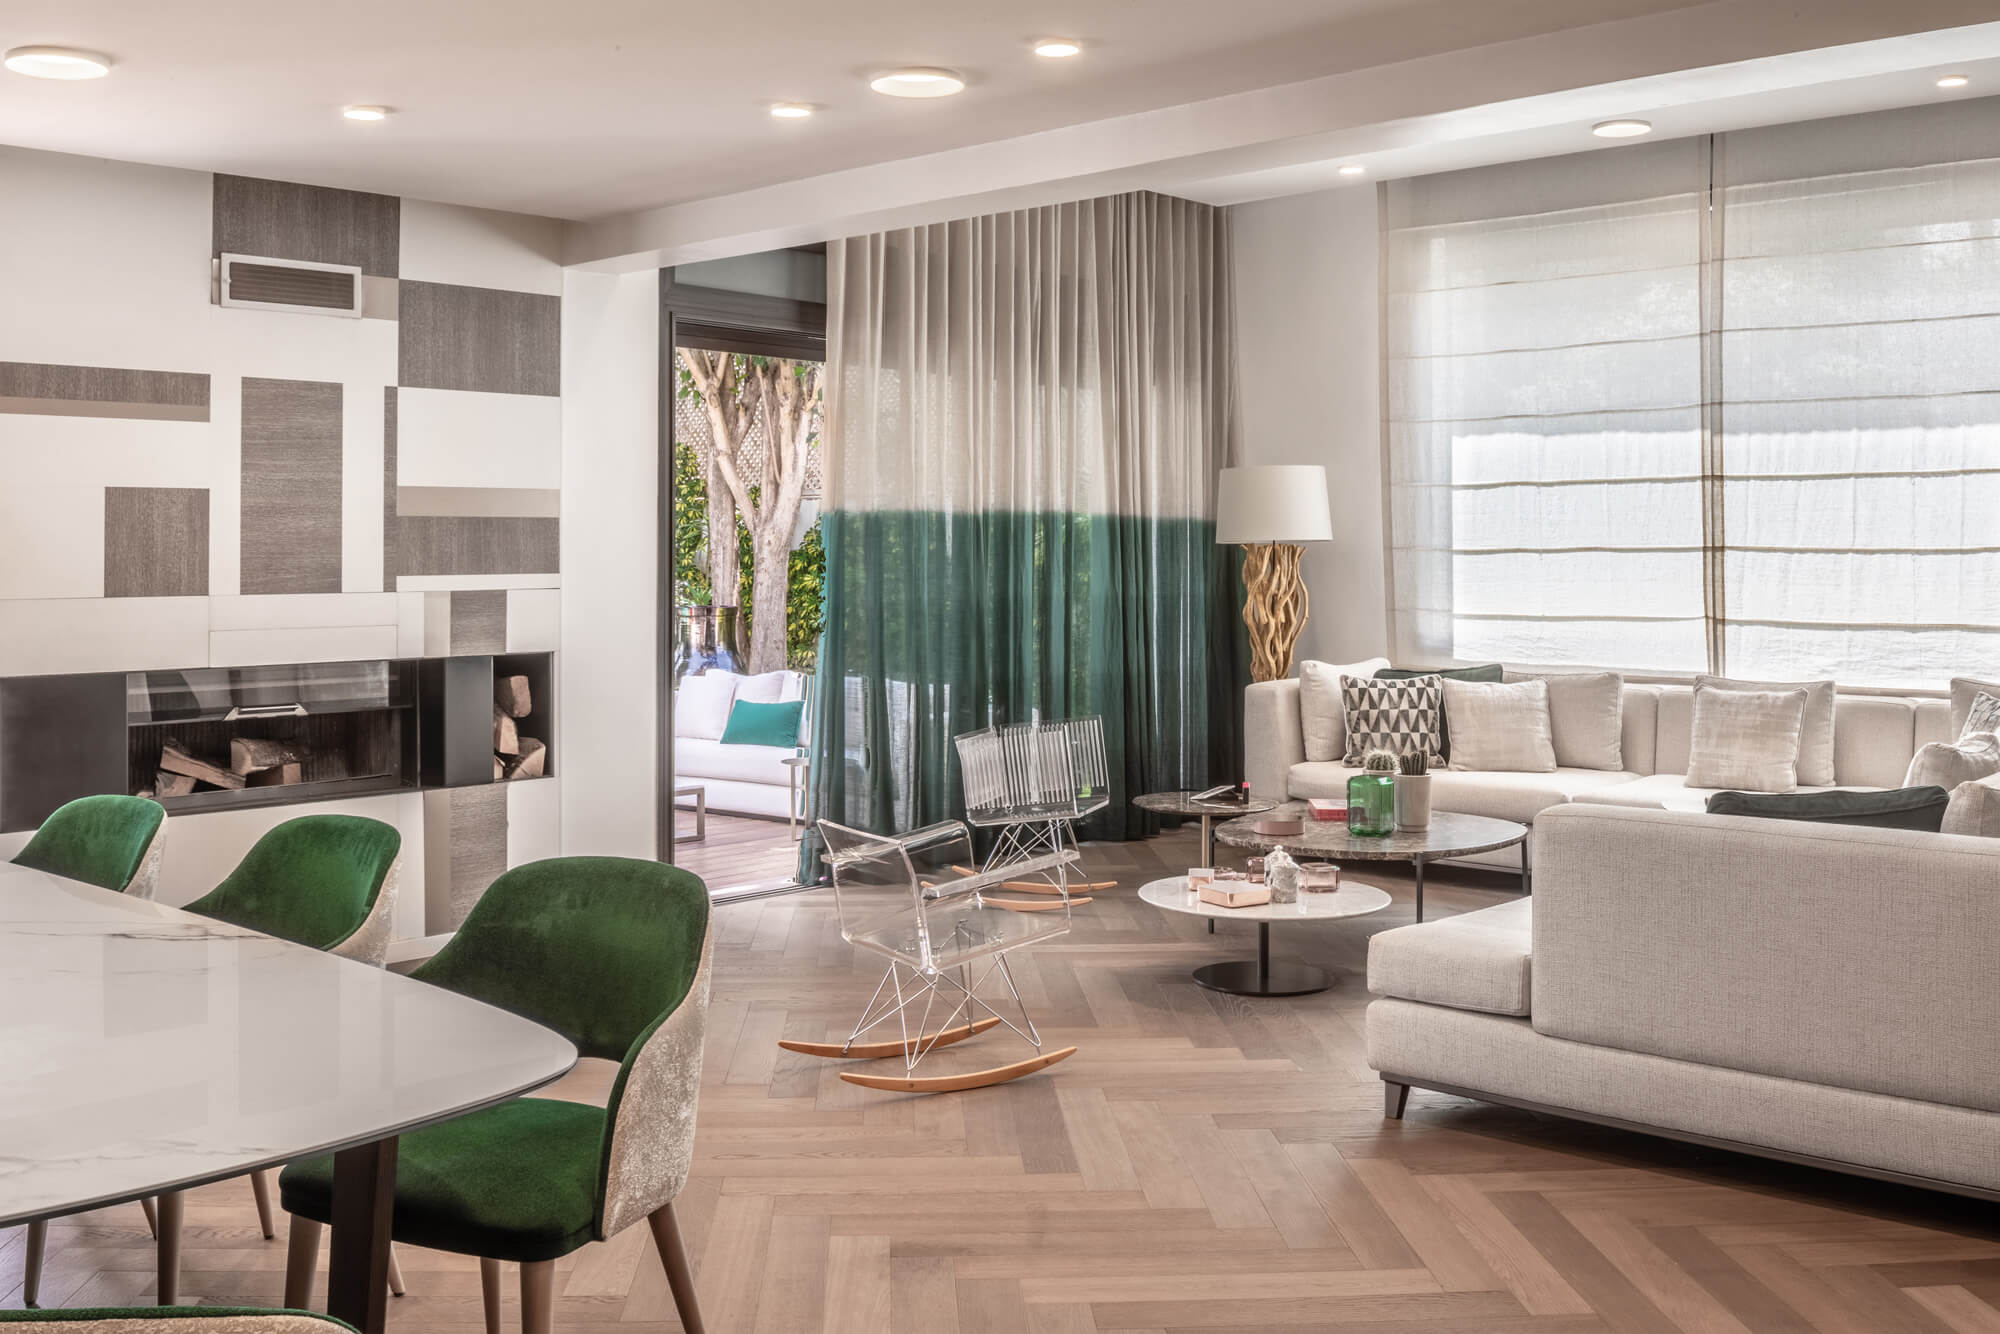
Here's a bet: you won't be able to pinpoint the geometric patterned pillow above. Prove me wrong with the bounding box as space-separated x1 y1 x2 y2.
1341 673 1444 766
1964 691 2000 741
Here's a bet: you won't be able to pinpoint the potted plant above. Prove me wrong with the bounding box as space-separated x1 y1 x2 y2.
1347 749 1398 837
1394 750 1432 830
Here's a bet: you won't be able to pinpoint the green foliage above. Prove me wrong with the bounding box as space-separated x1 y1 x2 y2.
786 521 826 672
671 440 712 608
671 432 824 671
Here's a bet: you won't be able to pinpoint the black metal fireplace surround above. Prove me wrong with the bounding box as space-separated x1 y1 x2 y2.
0 652 553 833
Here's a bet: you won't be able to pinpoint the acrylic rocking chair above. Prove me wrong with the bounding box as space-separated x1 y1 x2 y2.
785 818 1080 1092
953 716 1117 903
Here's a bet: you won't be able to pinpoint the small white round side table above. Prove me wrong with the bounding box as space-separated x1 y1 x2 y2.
1138 875 1392 997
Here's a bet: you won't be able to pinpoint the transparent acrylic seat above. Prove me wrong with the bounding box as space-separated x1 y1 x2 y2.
954 717 1110 875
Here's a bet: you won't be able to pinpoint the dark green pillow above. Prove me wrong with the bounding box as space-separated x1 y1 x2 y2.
720 699 805 748
1705 786 1950 832
1374 664 1504 763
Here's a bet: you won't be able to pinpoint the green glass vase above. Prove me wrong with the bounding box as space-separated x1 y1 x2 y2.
1346 773 1397 837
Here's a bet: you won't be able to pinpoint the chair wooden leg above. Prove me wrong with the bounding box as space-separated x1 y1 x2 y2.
250 1169 277 1239
480 1258 503 1334
155 1190 184 1306
647 1202 706 1334
387 1245 406 1297
520 1259 555 1334
140 1196 159 1239
24 1220 46 1308
284 1216 323 1310
1384 1079 1411 1120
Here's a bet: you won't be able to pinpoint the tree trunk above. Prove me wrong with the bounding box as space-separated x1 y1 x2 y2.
705 456 739 609
747 527 792 673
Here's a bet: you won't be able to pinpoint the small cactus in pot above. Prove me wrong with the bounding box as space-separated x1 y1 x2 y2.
1348 749 1399 836
1394 748 1433 830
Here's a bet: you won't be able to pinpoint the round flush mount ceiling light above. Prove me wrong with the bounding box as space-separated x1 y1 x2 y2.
1592 118 1653 138
1032 39 1082 58
1936 73 1971 89
4 45 113 79
1337 163 1366 176
869 67 966 98
341 104 391 122
769 102 814 119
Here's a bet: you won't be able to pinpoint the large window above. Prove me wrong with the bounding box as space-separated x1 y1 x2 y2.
1384 100 2000 688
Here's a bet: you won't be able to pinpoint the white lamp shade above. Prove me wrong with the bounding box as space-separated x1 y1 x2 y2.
1215 465 1334 544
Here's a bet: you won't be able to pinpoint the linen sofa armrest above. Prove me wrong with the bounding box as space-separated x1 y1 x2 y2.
1530 803 2000 1114
1244 678 1305 801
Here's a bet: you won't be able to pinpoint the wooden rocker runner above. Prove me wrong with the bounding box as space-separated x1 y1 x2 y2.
801 818 1083 1092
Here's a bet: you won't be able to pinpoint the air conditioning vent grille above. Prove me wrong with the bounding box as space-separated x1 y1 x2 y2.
219 254 364 317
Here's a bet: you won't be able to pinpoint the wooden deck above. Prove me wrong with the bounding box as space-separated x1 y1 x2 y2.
671 806 804 894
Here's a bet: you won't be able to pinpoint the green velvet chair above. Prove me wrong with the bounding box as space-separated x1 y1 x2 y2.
183 815 403 966
277 856 713 1334
0 1307 353 1334
12 795 168 898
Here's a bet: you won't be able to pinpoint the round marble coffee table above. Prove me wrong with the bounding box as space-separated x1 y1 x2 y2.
1139 875 1392 997
1132 790 1278 867
1213 802 1528 922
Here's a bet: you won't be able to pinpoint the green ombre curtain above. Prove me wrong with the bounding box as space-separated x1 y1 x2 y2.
802 192 1247 865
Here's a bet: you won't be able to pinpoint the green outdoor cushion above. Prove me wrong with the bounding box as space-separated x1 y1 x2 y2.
1706 786 1951 832
1374 664 1504 763
719 699 805 748
12 795 165 892
183 814 399 950
279 1097 604 1263
411 857 709 1063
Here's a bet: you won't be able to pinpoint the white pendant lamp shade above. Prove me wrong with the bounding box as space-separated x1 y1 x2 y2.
1215 465 1334 545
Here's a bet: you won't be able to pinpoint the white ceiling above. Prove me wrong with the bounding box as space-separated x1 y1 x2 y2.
0 0 1710 219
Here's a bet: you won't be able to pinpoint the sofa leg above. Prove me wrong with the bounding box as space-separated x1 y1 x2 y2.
1384 1080 1411 1120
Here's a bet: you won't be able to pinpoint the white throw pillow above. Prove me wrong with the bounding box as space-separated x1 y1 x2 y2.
735 670 796 705
1298 656 1390 762
1695 674 1835 786
1951 677 2000 737
1906 732 2000 790
1441 678 1558 773
675 671 739 741
1944 775 2000 838
1505 670 1624 770
1685 684 1808 792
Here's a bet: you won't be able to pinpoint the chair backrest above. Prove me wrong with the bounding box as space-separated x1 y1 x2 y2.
412 855 713 1237
185 814 400 956
12 795 167 896
957 719 1094 821
819 818 946 954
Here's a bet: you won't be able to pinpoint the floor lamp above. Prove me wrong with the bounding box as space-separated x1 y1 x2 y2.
1216 465 1334 683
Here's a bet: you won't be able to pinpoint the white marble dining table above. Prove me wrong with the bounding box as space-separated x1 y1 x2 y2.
0 861 577 1332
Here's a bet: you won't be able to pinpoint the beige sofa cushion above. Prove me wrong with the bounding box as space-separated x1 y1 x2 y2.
1442 678 1556 773
1298 657 1389 762
1287 763 1642 823
1944 775 2000 837
1697 674 1836 785
1506 670 1625 771
1907 733 2000 791
1565 772 1864 813
1685 684 1807 791
1368 898 1533 1016
1833 696 1918 787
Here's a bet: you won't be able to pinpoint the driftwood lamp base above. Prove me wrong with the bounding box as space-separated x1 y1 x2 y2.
1241 542 1308 682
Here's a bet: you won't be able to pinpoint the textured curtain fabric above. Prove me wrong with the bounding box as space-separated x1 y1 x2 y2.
806 192 1245 851
1383 96 2000 689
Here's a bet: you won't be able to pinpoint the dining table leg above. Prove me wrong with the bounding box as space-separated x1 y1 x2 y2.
156 1191 183 1304
327 1136 399 1334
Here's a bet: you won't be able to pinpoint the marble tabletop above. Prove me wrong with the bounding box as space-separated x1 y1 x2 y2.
1132 790 1279 818
0 862 578 1227
1137 875 1392 922
1212 802 1527 860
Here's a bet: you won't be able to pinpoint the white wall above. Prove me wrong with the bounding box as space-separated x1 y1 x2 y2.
558 268 661 857
1230 185 1388 666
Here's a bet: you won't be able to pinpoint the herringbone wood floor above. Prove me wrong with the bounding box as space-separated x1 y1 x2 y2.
9 823 2000 1332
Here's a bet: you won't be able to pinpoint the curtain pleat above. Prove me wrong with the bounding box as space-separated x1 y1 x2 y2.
803 192 1246 866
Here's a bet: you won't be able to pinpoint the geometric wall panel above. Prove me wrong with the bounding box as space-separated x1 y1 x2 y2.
213 173 399 278
394 387 559 490
396 516 559 576
240 377 343 594
0 361 209 421
104 486 209 597
383 387 398 592
448 589 507 653
399 282 559 396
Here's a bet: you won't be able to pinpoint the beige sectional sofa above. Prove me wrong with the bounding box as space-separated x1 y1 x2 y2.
1244 676 1957 867
1366 803 2000 1201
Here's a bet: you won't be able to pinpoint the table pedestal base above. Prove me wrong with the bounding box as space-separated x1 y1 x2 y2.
1193 959 1330 997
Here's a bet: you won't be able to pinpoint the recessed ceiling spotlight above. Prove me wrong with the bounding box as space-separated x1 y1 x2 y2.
1337 163 1367 176
770 102 814 119
1592 118 1653 138
341 105 391 122
869 67 966 98
1032 39 1082 58
3 45 112 80
1936 73 1970 89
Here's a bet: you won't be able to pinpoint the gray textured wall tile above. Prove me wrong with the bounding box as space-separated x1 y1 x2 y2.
213 174 400 277
382 387 398 592
0 362 209 420
448 590 507 653
104 487 209 597
240 377 343 594
396 516 559 576
399 281 559 395
448 784 508 929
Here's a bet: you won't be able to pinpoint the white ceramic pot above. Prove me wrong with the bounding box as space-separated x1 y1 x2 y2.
1394 773 1432 831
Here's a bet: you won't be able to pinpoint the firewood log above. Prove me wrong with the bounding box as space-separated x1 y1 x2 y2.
159 740 245 790
494 707 519 755
495 675 532 719
504 736 546 779
247 762 304 788
230 737 299 775
154 771 196 798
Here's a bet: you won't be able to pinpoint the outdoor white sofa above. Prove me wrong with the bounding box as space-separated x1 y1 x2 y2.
673 668 807 819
